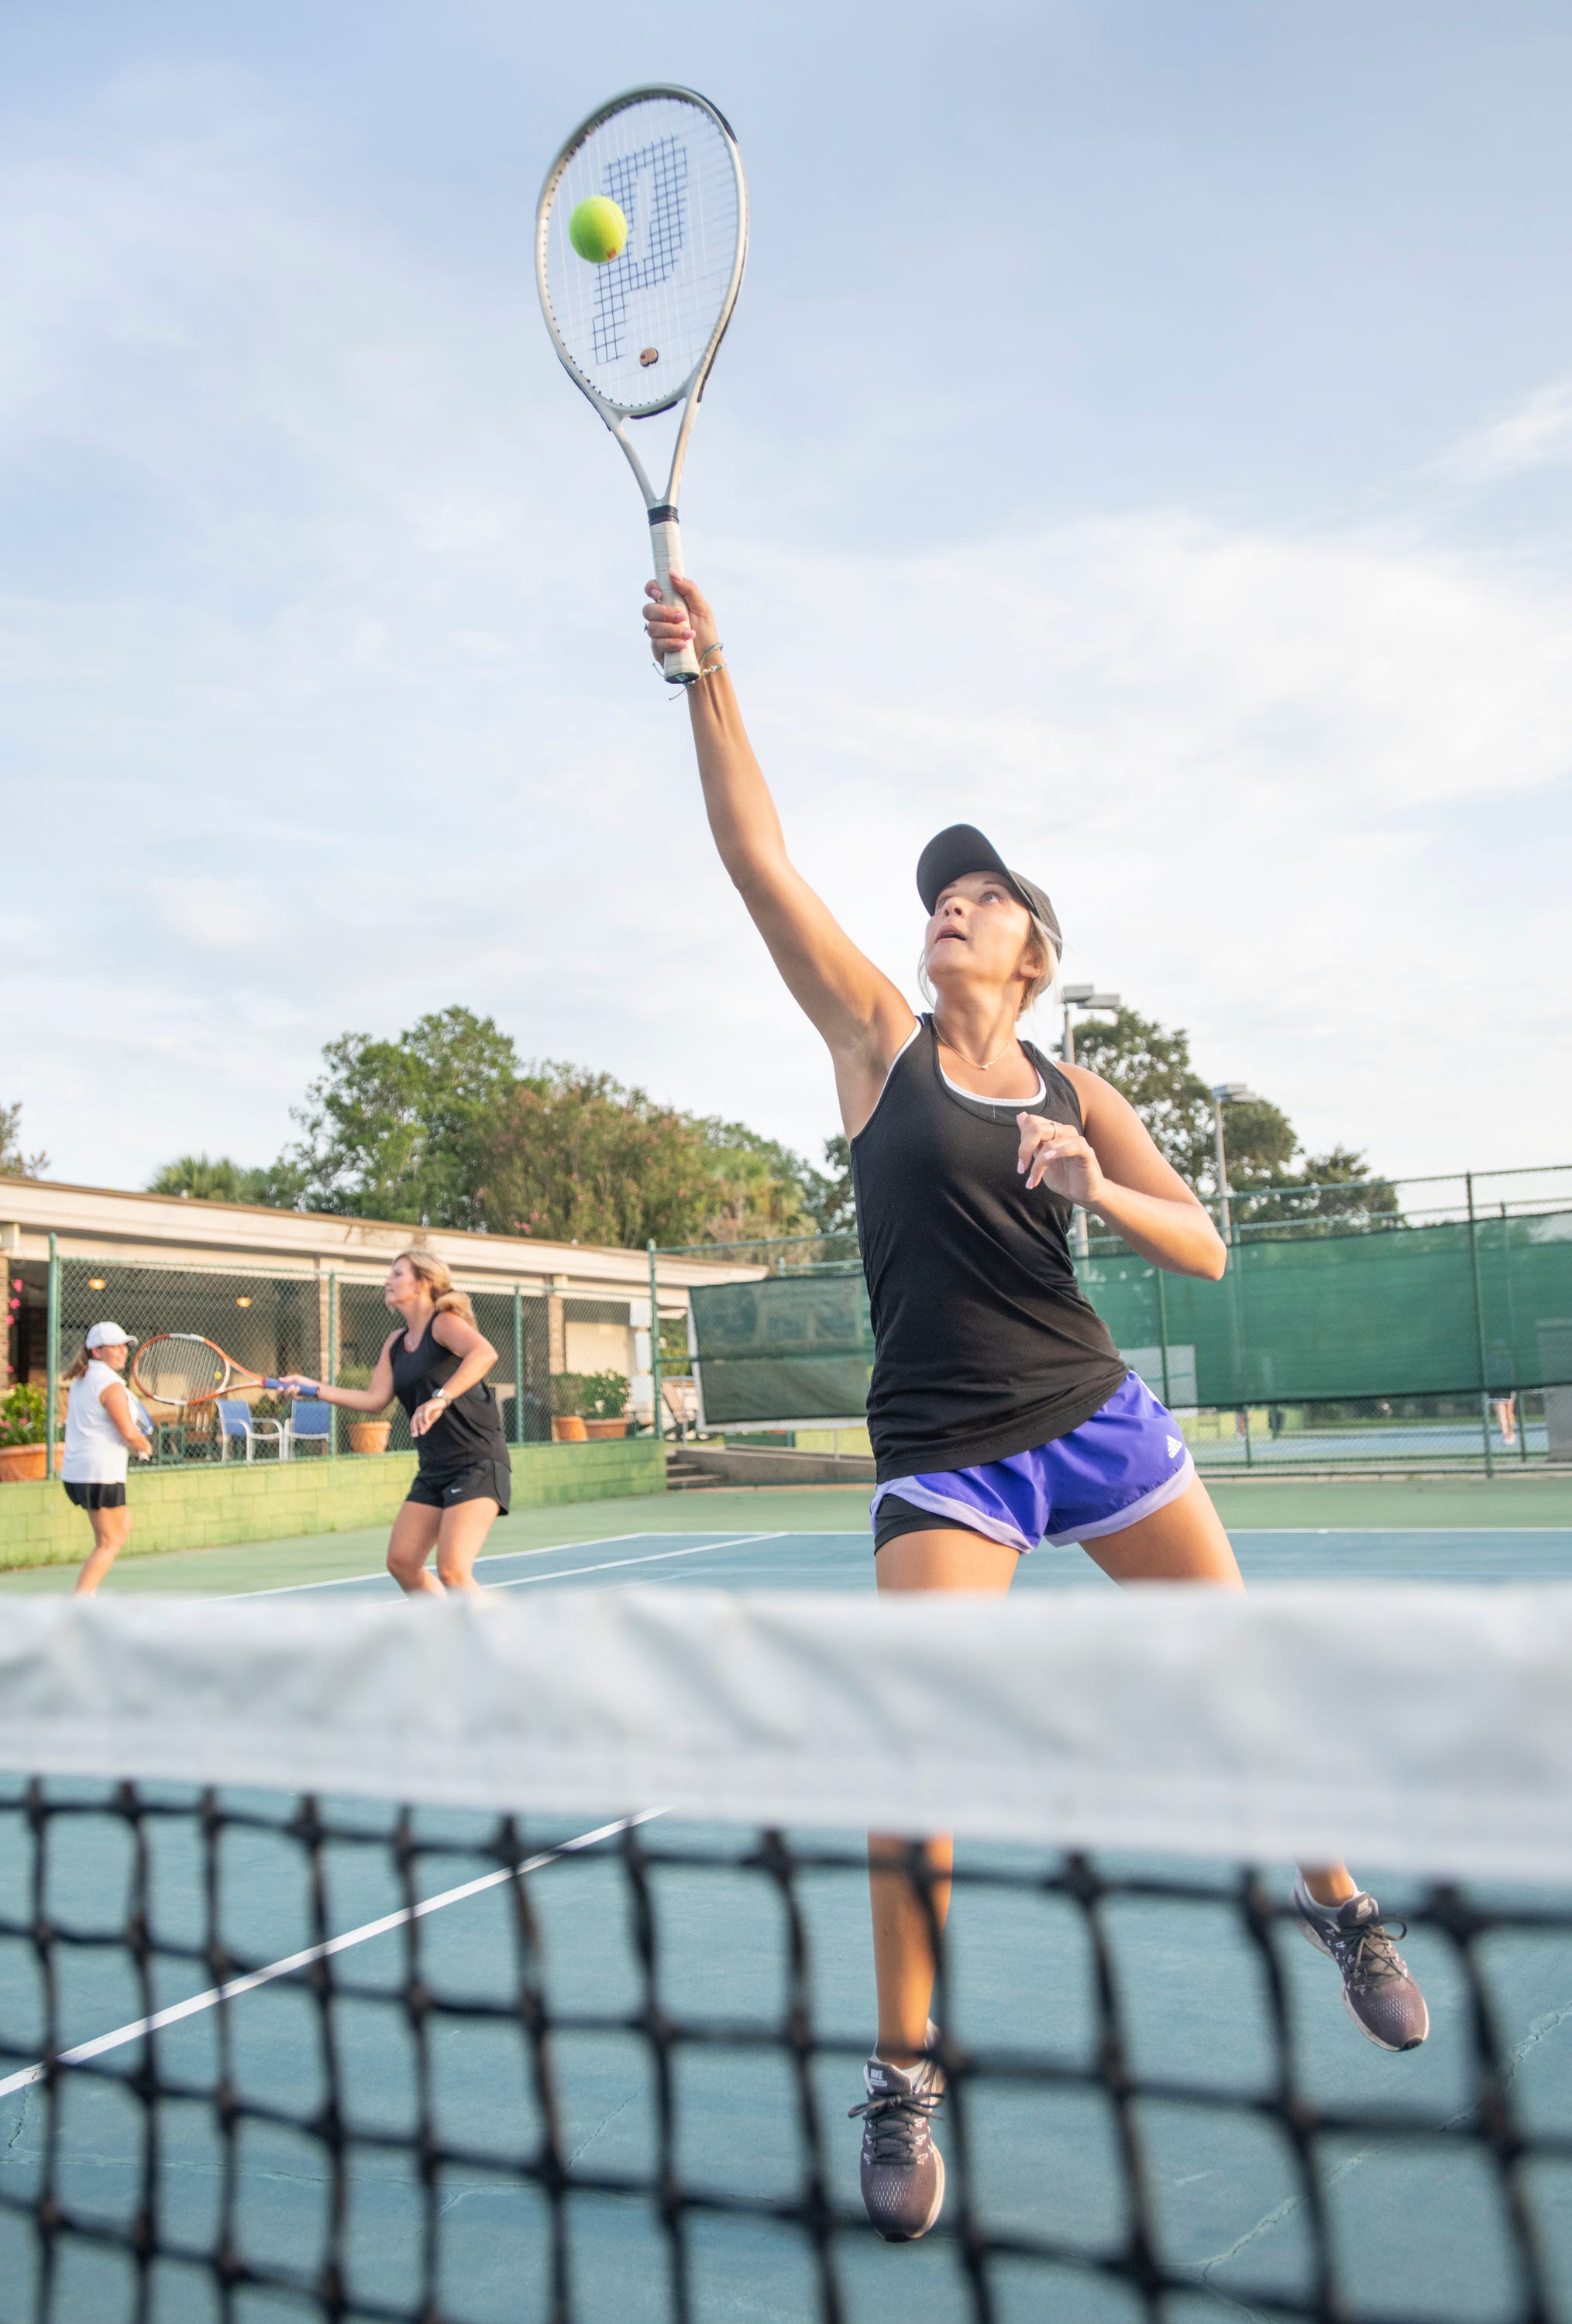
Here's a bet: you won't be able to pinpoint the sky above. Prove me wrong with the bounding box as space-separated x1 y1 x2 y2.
2 0 1570 1198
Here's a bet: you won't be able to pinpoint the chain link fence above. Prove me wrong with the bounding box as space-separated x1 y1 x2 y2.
29 1257 574 1470
669 1164 1572 1474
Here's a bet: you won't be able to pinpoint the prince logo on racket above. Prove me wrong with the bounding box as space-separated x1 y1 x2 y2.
537 86 748 686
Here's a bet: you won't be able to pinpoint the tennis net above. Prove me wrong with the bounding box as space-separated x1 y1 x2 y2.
1 1587 1569 2323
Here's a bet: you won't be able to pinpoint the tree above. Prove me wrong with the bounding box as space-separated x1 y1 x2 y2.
477 1064 727 1246
692 1119 814 1243
1058 1009 1215 1181
800 1134 855 1236
1059 1006 1393 1229
285 1007 520 1227
476 1071 820 1248
147 1153 307 1206
0 1101 49 1180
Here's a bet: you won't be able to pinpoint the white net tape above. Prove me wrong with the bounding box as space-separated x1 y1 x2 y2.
2 1586 1569 1880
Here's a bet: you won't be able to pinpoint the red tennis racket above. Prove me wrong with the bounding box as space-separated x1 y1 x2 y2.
131 1335 318 1410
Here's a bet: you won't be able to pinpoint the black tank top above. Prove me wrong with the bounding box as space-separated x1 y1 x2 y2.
850 1016 1128 1482
388 1315 508 1474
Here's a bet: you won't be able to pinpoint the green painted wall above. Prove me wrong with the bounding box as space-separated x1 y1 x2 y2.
0 1439 666 1573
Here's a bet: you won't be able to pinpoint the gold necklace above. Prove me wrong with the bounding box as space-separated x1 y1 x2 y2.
935 1019 1018 1072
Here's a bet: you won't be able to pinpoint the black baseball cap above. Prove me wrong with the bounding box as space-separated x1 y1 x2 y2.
916 824 1062 953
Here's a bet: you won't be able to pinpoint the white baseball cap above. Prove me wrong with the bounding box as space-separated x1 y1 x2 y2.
84 1321 136 1349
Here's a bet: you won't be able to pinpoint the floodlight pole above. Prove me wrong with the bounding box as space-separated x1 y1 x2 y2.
1060 986 1120 1257
647 1239 663 1443
1209 1083 1256 1246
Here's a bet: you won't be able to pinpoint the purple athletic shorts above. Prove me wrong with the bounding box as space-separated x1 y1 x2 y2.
870 1373 1195 1555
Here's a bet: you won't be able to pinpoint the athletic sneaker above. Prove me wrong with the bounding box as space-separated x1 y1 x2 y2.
851 2029 945 2241
1291 1875 1429 2051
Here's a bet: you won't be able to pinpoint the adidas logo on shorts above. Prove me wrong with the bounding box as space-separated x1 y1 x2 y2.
1165 1435 1183 1460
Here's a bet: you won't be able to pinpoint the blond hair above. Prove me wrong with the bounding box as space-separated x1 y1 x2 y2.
393 1247 476 1325
917 908 1060 1020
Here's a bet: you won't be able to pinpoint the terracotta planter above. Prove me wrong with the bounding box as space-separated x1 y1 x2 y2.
551 1415 588 1443
581 1416 631 1440
348 1421 393 1456
0 1444 49 1483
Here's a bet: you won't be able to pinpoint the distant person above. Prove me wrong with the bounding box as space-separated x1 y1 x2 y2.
278 1249 507 1594
60 1322 152 1595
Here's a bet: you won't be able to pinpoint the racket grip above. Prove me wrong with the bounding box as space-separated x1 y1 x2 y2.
648 507 700 686
265 1378 318 1396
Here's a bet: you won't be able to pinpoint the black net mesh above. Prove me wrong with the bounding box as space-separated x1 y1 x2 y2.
1 1785 1568 2324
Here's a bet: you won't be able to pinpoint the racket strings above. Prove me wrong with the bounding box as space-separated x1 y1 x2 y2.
593 134 689 367
132 1337 229 1408
542 95 743 417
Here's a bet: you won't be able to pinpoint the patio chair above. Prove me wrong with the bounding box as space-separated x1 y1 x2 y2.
285 1400 333 1458
216 1398 286 1463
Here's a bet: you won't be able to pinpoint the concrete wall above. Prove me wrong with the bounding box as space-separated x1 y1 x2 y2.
673 1444 876 1487
0 1439 665 1573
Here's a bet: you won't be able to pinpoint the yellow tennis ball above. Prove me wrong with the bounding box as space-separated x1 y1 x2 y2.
569 196 628 264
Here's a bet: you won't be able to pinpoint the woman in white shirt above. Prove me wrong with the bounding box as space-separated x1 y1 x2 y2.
60 1321 151 1594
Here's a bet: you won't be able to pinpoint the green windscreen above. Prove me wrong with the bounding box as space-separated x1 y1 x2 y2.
686 1274 875 1425
687 1209 1572 1424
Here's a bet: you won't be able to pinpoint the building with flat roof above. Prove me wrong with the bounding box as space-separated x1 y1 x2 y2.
0 1174 758 1428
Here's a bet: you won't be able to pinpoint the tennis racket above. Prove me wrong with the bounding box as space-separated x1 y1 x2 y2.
535 86 748 684
132 1335 318 1411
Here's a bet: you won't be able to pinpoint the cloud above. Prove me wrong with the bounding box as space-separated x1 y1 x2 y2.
153 879 280 950
1 70 1569 1192
1436 378 1572 484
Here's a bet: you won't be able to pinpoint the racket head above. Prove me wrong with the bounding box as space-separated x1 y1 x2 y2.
131 1334 239 1409
536 85 748 426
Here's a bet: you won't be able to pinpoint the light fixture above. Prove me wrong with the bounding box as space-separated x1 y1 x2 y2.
236 1296 252 1308
88 1277 105 1291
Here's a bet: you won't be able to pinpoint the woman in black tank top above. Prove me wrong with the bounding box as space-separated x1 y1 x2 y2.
642 575 1426 2229
277 1246 508 1595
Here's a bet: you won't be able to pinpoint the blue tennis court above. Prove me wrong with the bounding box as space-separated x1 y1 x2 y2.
239 1521 1572 1596
2 1526 1569 2322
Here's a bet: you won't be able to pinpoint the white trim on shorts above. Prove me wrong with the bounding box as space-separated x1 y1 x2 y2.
873 1449 1196 1556
870 1477 1037 1554
1043 1451 1196 1546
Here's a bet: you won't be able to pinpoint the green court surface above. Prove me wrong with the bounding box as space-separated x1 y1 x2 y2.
2 1489 1570 2321
2 1470 1570 1596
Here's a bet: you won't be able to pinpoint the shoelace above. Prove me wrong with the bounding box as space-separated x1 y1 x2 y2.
1326 1913 1410 1990
848 2085 943 2164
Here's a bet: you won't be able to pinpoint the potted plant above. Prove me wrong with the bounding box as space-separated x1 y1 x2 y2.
580 1369 632 1440
337 1365 394 1455
548 1372 591 1443
0 1384 50 1482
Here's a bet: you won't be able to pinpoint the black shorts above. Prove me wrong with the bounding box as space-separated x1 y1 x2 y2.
405 1459 511 1515
872 1493 965 1552
63 1480 127 1511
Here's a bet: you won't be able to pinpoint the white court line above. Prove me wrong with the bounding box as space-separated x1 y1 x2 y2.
230 1531 751 1601
0 1810 666 2102
1220 1527 1572 1537
487 1532 787 1590
239 1525 781 1599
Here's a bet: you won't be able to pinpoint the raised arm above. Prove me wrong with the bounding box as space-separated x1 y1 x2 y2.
1016 1067 1228 1280
644 576 915 1135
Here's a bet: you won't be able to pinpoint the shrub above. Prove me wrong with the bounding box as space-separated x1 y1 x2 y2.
549 1369 629 1420
0 1383 47 1449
